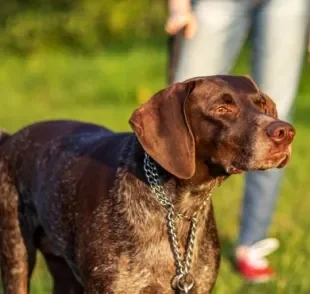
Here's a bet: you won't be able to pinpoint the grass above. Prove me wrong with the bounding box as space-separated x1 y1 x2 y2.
0 40 310 293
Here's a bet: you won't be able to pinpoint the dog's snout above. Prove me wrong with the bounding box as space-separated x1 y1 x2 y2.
266 121 295 144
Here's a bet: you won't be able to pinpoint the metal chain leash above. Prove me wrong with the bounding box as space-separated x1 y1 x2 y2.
144 153 211 293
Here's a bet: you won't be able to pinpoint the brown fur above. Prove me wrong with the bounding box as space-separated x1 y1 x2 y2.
0 76 295 294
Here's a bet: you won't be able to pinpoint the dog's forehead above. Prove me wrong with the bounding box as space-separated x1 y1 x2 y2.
183 75 264 107
202 75 259 95
222 76 259 93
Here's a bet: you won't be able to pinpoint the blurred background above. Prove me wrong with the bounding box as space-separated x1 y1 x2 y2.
0 0 309 293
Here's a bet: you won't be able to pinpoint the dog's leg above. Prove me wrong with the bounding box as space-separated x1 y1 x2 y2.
43 253 84 294
0 168 28 294
35 229 84 294
21 227 38 292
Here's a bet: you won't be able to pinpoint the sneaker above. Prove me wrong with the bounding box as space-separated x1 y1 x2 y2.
235 238 279 283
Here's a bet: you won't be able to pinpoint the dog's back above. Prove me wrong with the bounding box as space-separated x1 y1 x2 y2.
0 120 118 294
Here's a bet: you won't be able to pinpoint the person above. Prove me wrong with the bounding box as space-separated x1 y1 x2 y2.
166 0 310 283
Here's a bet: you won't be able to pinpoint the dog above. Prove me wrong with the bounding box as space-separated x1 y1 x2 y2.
0 75 295 294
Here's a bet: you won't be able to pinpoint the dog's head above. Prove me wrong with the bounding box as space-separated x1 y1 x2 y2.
129 75 295 179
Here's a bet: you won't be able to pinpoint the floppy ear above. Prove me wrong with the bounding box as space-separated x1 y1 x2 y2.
242 75 278 119
129 82 195 179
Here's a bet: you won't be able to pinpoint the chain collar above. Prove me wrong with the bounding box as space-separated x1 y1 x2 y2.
144 153 212 293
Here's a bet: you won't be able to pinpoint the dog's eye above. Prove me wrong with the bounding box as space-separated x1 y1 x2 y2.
254 95 268 114
216 106 230 113
255 101 267 114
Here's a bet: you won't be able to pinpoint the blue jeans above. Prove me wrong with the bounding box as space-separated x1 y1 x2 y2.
173 0 309 246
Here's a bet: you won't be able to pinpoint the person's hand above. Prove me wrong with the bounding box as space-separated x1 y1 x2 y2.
165 10 197 39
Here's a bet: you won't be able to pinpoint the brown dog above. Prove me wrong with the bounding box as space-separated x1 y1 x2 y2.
0 75 295 294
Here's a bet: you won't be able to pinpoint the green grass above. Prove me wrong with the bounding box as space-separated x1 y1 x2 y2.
0 41 310 294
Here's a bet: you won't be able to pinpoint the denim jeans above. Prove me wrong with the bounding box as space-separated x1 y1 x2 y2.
173 0 309 246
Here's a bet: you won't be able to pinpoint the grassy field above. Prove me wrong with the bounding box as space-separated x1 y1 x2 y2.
0 40 310 294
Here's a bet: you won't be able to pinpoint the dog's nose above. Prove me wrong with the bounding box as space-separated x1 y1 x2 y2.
266 121 295 144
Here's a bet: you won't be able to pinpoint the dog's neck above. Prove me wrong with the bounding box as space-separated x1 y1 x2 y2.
173 161 227 217
118 136 227 248
131 137 227 218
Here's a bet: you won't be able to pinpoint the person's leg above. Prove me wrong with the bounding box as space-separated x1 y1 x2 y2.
173 0 252 83
238 0 309 258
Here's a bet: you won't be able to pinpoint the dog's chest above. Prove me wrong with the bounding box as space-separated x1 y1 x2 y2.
112 240 175 293
108 176 219 293
111 231 215 294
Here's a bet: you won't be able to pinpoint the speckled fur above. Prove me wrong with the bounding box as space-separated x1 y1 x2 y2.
0 76 294 294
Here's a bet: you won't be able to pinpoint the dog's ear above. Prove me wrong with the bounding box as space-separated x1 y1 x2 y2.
129 82 196 179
